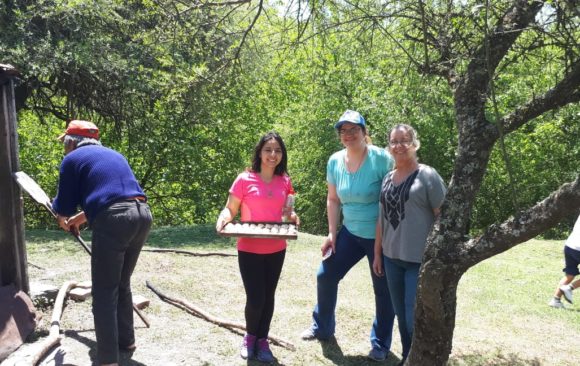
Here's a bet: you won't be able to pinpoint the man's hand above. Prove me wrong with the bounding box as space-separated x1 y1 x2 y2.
56 212 86 236
56 215 70 232
66 212 87 236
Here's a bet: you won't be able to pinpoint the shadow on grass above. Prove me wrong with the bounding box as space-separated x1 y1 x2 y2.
26 229 77 243
25 224 236 251
25 229 89 255
64 329 147 366
449 350 543 366
315 337 401 365
146 225 234 249
316 347 547 366
246 357 288 366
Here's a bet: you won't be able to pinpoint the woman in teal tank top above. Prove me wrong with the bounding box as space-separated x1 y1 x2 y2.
301 110 396 362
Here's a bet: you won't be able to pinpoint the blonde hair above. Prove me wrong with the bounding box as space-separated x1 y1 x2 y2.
364 126 372 144
389 124 420 150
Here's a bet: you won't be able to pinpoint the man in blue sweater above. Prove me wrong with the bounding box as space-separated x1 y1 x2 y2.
52 120 153 366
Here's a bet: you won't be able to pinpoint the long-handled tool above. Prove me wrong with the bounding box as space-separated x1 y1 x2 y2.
13 171 91 255
13 171 150 328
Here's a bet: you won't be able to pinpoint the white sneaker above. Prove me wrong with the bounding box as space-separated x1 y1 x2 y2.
548 298 565 309
300 327 317 341
560 284 573 304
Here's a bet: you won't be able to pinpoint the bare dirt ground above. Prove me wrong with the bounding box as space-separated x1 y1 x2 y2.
2 232 579 366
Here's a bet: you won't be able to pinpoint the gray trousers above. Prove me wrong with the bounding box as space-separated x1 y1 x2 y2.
90 199 152 364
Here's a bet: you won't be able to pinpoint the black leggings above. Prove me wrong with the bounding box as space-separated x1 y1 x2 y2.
238 249 286 338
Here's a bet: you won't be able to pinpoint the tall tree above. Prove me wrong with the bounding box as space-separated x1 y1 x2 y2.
0 0 269 225
282 0 580 364
410 1 579 364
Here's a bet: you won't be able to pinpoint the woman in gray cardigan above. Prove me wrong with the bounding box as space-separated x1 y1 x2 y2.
372 123 446 366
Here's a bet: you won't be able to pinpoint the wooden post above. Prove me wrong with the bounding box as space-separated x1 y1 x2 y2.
0 63 29 293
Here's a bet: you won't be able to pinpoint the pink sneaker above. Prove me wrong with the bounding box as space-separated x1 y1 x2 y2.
240 334 256 359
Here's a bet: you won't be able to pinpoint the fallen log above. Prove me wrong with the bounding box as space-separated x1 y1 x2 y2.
60 281 150 328
145 280 295 351
6 280 150 365
31 280 77 366
141 248 235 257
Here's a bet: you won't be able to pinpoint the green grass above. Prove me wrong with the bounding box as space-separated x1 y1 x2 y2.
21 226 580 366
452 239 579 365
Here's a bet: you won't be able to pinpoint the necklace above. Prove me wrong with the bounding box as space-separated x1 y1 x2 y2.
345 146 366 173
392 162 419 185
345 146 367 197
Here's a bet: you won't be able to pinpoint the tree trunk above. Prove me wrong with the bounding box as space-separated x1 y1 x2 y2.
409 254 464 365
407 78 501 364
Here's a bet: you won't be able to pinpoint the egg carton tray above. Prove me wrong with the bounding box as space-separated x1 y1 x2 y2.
218 221 298 240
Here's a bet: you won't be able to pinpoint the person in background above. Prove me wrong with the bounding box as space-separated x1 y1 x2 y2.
373 123 446 366
301 110 396 362
548 213 580 309
52 120 153 366
215 131 297 363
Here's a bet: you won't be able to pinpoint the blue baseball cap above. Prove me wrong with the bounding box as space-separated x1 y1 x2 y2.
334 110 366 129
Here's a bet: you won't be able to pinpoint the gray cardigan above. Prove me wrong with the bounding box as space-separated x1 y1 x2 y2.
379 164 446 263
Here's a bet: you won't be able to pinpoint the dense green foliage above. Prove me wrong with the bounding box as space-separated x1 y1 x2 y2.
2 0 578 237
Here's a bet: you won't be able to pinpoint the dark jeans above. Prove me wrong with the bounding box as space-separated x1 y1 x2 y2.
91 200 152 364
238 249 286 338
311 226 395 351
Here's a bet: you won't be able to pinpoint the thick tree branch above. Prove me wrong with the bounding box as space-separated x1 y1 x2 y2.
483 1 544 76
462 174 580 266
456 1 543 94
500 59 580 134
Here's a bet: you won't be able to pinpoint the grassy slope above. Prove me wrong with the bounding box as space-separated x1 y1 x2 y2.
21 226 579 366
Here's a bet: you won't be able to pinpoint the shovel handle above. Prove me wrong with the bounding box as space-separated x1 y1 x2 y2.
72 232 92 255
14 172 150 328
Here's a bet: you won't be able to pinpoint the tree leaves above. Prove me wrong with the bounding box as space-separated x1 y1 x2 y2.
6 0 579 236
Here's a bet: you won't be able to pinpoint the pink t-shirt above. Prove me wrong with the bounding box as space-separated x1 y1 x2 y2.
230 171 294 254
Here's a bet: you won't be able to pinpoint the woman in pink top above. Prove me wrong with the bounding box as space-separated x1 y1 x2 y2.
216 131 297 363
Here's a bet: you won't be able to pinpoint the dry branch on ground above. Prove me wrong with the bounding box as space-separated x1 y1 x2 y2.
142 248 235 257
146 280 296 351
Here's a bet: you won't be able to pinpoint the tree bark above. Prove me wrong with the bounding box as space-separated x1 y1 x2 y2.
410 254 463 365
407 2 579 365
410 175 580 365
